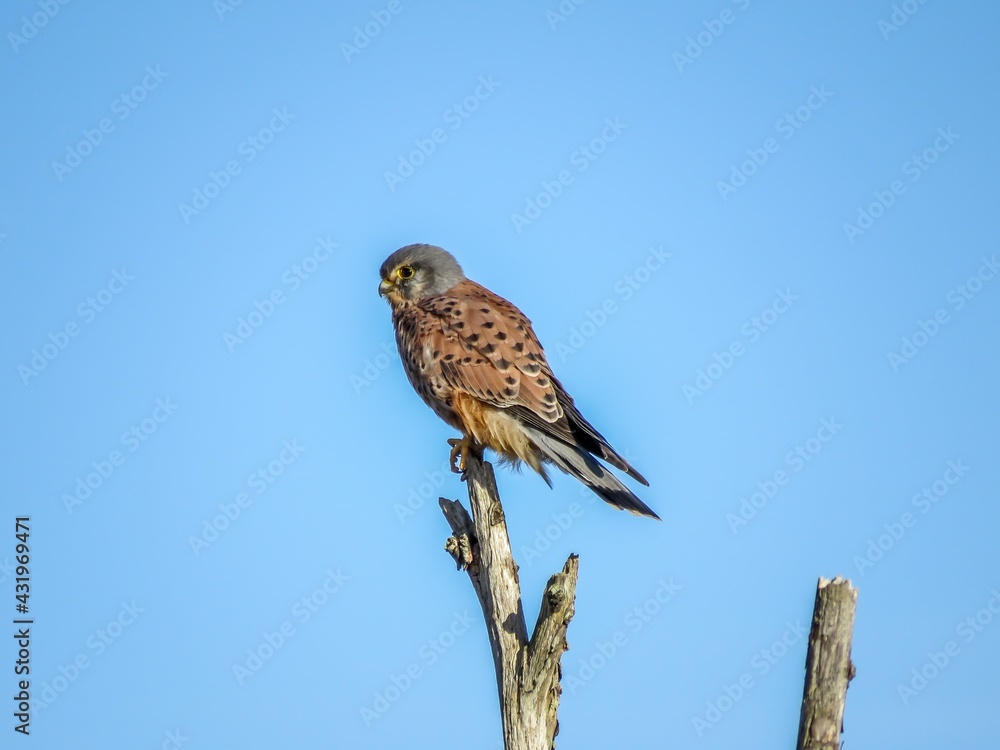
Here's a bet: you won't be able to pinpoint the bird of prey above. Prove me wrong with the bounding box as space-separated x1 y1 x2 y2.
378 244 659 520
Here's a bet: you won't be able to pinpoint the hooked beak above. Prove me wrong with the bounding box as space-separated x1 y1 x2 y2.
378 279 394 297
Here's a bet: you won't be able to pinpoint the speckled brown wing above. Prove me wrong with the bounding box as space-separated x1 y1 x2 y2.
419 280 648 486
418 280 563 422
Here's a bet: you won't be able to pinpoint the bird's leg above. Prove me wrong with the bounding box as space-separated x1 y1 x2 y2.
447 435 482 478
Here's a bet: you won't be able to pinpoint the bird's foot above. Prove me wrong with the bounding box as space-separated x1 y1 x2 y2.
447 436 481 479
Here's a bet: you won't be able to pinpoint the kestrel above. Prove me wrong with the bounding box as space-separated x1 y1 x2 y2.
378 244 659 520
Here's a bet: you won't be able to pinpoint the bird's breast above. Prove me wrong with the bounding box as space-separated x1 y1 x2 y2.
392 308 462 430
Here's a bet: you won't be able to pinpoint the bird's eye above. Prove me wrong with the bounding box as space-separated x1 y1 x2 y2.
397 266 415 280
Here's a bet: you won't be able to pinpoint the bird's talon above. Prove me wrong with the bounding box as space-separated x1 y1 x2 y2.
447 436 479 475
447 438 463 474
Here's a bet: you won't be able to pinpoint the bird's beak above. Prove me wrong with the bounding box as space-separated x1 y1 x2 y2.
378 279 393 297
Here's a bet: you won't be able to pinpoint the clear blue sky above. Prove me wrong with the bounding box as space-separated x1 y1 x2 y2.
3 2 999 748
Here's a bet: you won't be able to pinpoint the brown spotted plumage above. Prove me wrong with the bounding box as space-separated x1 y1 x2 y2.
378 244 658 519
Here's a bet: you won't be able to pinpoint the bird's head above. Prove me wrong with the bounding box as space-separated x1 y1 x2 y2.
378 244 466 303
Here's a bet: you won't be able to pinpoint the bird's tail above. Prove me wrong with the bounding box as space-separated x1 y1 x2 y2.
524 426 661 520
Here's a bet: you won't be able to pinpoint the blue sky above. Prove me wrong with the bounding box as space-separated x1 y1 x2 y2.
3 1 999 747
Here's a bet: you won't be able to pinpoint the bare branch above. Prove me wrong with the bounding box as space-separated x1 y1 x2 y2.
796 576 858 750
440 453 578 750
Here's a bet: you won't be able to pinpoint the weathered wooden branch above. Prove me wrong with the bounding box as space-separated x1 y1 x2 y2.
796 576 858 750
437 460 862 746
439 454 578 750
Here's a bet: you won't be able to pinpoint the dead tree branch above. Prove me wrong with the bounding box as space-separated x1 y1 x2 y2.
796 576 858 750
440 454 578 750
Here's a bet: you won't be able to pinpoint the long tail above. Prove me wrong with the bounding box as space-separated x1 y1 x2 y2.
524 425 660 520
